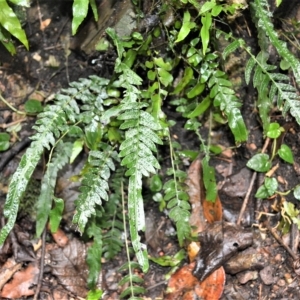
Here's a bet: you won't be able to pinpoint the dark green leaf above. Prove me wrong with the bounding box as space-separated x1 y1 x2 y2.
0 132 10 151
255 185 269 198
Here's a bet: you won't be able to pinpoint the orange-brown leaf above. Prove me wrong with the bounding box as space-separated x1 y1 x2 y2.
194 267 225 299
202 193 223 223
0 263 39 298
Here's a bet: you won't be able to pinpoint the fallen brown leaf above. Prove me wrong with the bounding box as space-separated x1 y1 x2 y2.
48 224 69 247
49 238 89 297
0 258 22 290
0 263 39 298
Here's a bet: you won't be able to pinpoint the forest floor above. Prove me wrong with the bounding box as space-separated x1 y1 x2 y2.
1 0 300 299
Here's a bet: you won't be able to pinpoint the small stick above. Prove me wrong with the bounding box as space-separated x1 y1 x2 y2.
266 223 298 261
33 229 46 300
237 138 270 225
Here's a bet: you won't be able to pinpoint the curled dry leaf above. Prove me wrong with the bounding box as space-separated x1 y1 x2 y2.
0 263 39 299
0 258 22 290
49 238 89 297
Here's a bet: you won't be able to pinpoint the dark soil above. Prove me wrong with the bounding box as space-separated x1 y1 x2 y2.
1 1 300 300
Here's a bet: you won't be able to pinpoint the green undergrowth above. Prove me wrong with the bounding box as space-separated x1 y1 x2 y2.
1 0 300 298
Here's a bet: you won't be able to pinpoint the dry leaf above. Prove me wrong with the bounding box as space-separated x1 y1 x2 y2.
0 258 22 290
48 224 69 247
50 238 89 297
40 18 51 30
0 263 39 298
186 157 207 234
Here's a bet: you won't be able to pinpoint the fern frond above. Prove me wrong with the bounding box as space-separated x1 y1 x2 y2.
36 141 73 237
73 147 118 232
119 261 146 300
252 0 300 85
222 38 244 60
250 0 300 125
86 221 103 289
245 49 300 128
107 27 163 272
208 70 248 143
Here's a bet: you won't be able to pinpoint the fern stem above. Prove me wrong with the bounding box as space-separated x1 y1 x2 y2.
121 181 135 299
0 93 26 115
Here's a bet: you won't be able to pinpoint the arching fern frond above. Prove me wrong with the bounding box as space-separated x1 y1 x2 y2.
252 0 300 86
244 50 300 130
0 76 112 244
250 0 300 125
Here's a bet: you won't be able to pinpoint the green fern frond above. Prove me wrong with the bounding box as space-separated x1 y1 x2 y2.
209 70 248 143
252 0 300 85
107 27 163 272
244 49 300 129
85 221 102 289
250 0 300 125
36 141 73 237
73 147 118 232
119 261 146 300
222 38 244 60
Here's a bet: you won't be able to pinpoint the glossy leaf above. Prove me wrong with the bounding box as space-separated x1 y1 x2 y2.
72 0 89 35
266 122 283 139
278 144 294 164
201 12 212 55
175 10 196 43
264 177 278 196
0 0 28 50
293 186 300 200
246 153 271 172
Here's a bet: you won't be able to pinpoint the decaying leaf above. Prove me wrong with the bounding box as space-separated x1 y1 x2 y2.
0 263 39 298
0 257 22 290
187 157 207 233
49 238 89 297
48 224 69 247
165 262 198 299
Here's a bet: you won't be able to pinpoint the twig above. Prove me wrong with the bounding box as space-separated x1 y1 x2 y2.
0 93 26 115
237 138 270 225
266 223 298 261
33 229 46 300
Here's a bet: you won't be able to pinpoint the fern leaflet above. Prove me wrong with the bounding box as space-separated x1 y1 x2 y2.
73 146 118 232
36 141 73 237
